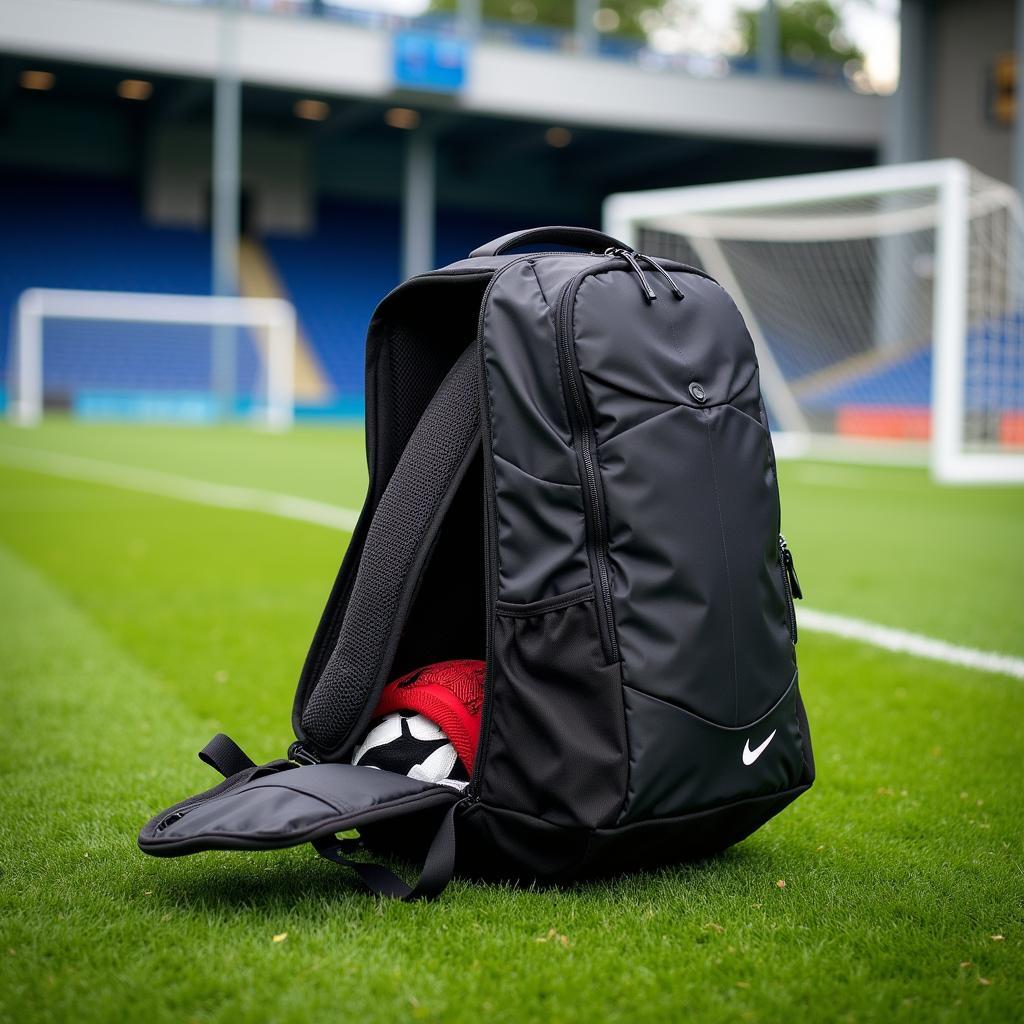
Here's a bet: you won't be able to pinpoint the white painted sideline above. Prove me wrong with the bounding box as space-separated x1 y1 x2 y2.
3 443 1022 682
0 445 361 533
798 608 1024 681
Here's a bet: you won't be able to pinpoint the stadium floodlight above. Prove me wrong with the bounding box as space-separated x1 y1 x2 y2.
8 289 296 431
604 159 1024 484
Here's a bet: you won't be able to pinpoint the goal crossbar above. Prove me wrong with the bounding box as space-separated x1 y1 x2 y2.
605 159 1024 485
9 288 297 430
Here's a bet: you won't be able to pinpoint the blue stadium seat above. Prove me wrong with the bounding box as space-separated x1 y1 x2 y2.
0 173 215 400
264 200 521 402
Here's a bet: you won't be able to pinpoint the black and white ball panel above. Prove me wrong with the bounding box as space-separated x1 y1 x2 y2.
351 712 469 791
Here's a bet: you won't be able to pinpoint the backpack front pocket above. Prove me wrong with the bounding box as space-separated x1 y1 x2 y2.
477 591 626 829
596 401 795 727
618 672 810 824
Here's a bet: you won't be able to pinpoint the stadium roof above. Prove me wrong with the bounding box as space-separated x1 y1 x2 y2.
0 0 883 149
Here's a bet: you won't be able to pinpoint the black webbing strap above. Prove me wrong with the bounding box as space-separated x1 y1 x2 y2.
312 801 458 901
198 733 257 779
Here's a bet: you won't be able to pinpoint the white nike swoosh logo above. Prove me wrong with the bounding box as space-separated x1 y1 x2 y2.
742 729 777 766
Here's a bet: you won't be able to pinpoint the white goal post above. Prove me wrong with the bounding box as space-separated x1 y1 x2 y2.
8 289 297 431
604 159 1024 484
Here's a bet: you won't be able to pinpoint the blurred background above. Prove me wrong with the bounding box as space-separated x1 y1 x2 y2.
1 7 1022 1020
0 0 1017 458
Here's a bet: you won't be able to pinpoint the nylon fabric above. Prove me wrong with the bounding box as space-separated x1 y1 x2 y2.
482 258 593 603
619 673 806 823
480 597 626 828
571 268 795 727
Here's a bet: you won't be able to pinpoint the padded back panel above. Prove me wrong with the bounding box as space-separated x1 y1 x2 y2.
301 343 482 760
368 273 492 496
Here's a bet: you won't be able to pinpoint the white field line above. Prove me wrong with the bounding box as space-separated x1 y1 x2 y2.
0 445 361 533
2 444 1022 681
799 608 1024 681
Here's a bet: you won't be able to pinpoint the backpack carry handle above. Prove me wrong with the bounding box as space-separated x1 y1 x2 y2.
470 226 629 258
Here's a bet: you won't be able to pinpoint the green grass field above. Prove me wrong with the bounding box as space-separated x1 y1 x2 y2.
1 421 1022 1024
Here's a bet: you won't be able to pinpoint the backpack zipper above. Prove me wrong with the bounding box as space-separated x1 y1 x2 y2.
555 266 623 666
778 533 802 644
606 248 657 303
636 253 685 300
288 740 321 765
605 248 686 303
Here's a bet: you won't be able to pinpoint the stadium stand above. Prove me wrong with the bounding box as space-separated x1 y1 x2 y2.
262 199 400 409
0 171 210 365
256 201 521 406
6 168 1018 444
0 172 215 401
0 169 526 413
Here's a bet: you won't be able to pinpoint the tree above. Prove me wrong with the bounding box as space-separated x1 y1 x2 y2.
737 1 864 67
427 0 663 39
427 0 865 68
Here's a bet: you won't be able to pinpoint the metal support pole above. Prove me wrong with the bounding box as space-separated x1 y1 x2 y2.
757 0 781 77
212 0 241 418
884 0 930 165
574 0 599 54
401 131 436 280
875 0 932 352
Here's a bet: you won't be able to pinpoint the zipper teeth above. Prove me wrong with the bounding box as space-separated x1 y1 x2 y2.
778 535 797 644
556 269 620 665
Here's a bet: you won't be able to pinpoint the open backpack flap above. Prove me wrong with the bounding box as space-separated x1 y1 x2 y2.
139 226 815 901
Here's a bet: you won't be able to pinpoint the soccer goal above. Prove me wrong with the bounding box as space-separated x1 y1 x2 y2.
7 289 297 430
604 159 1024 484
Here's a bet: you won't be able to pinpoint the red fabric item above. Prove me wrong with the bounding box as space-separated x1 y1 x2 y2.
374 659 485 774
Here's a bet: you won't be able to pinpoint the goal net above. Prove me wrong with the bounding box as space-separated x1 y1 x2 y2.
7 289 296 430
604 159 1024 483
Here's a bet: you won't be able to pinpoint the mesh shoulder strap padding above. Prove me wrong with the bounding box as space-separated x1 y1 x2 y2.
301 343 481 761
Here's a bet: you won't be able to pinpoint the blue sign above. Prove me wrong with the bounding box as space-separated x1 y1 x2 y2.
393 32 468 93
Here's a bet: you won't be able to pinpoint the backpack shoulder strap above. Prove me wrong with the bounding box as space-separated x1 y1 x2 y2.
313 800 458 901
299 342 481 761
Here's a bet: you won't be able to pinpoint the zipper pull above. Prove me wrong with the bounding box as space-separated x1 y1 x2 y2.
779 535 803 600
637 254 684 300
288 740 321 765
606 247 657 303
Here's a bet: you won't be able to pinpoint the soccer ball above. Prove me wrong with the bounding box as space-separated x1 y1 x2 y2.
351 711 469 791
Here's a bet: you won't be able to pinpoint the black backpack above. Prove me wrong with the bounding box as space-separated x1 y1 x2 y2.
139 226 814 899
